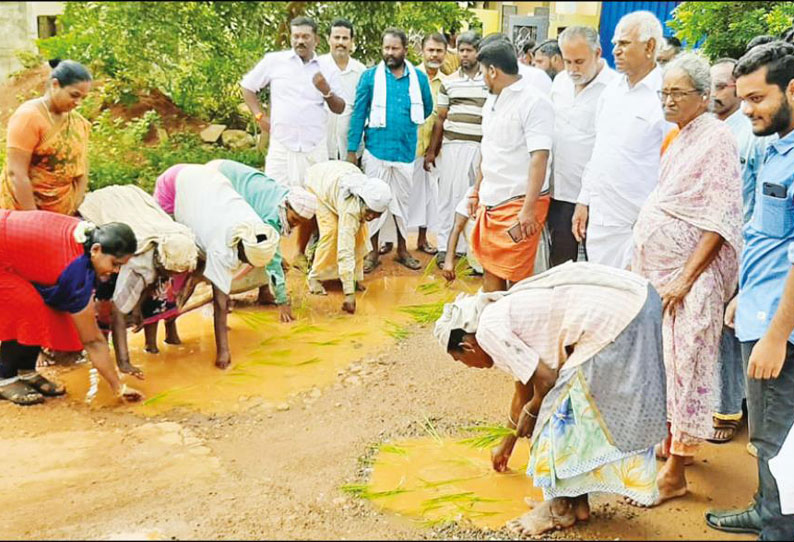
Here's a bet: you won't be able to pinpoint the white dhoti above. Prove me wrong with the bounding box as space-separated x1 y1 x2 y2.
265 136 329 187
362 149 414 242
586 223 634 268
435 141 480 254
407 159 439 232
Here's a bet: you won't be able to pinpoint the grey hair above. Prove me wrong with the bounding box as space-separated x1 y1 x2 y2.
558 26 601 52
664 51 712 94
614 11 664 58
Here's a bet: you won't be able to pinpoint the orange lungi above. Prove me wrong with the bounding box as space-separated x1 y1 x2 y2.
470 195 550 283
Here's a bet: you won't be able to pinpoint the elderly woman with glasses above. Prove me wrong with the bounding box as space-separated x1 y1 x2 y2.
632 52 743 505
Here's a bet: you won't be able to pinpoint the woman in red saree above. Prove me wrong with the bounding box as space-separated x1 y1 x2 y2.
0 210 143 405
0 60 92 215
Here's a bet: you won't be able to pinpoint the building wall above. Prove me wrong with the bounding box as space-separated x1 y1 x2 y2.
0 1 64 82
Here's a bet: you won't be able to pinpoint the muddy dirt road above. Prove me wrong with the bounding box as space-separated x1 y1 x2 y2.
1 255 758 540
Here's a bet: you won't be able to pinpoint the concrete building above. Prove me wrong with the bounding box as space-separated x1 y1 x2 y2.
0 1 64 82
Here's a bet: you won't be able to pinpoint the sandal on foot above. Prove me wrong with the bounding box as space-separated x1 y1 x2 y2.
395 255 421 270
378 242 394 256
418 243 438 255
363 257 381 274
708 418 741 443
435 251 447 269
705 507 762 534
0 379 45 405
19 371 65 396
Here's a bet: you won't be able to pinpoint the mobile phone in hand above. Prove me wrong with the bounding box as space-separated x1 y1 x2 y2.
763 182 788 199
507 222 524 243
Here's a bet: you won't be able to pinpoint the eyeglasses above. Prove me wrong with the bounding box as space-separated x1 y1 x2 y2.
657 89 702 102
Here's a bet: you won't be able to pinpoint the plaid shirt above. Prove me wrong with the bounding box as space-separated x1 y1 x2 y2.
347 64 434 164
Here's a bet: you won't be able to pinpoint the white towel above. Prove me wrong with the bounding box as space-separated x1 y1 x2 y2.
369 60 425 128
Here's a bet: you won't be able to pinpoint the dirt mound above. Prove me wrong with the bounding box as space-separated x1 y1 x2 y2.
0 65 205 135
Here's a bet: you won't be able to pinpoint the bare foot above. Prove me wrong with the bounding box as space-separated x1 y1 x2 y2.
655 442 693 465
117 359 145 380
508 498 577 536
144 344 160 355
215 356 231 370
308 279 327 295
626 458 687 507
164 321 181 345
573 494 590 521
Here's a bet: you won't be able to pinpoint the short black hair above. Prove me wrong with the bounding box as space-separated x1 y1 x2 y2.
382 27 408 48
457 31 481 50
664 36 682 49
746 34 776 53
329 17 353 38
48 59 92 87
477 40 519 75
479 32 510 51
734 40 794 93
534 39 561 58
84 222 137 258
521 39 536 55
290 16 317 34
447 328 467 353
422 32 448 48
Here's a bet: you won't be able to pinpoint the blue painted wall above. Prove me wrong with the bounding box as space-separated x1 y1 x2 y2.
599 1 681 68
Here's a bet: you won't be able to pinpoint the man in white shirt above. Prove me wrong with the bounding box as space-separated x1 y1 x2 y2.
241 16 345 187
548 26 617 267
572 11 670 268
319 18 366 160
469 40 554 293
533 39 565 80
480 33 552 95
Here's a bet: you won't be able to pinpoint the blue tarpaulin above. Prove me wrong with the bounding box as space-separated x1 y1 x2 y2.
598 1 681 68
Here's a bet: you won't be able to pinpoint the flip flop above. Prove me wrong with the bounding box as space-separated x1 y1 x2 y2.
707 418 740 443
0 379 45 406
395 255 421 270
19 371 65 396
418 243 438 255
378 242 394 256
705 507 762 534
363 256 381 274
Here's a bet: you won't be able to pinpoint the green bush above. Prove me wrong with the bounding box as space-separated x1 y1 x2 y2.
87 110 261 193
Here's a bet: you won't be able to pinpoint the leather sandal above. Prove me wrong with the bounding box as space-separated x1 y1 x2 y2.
19 371 65 396
0 379 45 406
705 507 762 534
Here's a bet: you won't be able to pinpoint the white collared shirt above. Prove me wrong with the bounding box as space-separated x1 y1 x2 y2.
241 49 343 153
550 62 618 203
318 53 366 158
518 63 553 95
577 66 672 227
480 76 555 207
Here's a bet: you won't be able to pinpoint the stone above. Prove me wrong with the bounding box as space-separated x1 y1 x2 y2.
309 388 321 399
276 403 290 412
221 129 256 150
344 375 361 387
200 124 226 143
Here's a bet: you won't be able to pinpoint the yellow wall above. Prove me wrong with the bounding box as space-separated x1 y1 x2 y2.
471 1 603 39
468 8 500 35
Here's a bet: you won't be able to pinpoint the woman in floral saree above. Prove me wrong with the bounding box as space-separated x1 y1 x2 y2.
434 262 668 536
632 53 743 504
1 60 92 215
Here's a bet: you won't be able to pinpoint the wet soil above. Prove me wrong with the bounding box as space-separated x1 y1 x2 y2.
0 247 759 540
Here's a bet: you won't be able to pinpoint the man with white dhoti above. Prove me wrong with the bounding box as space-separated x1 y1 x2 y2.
425 31 488 268
571 12 672 268
347 27 434 272
407 33 447 256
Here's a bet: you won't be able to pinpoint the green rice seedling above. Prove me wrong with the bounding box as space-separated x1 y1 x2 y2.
308 339 341 346
416 281 443 295
384 320 411 341
420 415 443 445
398 302 446 325
458 424 517 450
235 310 276 330
340 483 412 500
142 386 193 406
291 322 325 335
420 492 502 513
416 475 485 489
379 443 408 456
295 357 321 366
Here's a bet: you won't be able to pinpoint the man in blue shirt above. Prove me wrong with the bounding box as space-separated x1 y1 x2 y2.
347 27 434 272
707 41 794 541
709 57 772 443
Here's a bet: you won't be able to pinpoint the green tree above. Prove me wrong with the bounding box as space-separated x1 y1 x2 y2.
671 1 794 60
38 2 475 124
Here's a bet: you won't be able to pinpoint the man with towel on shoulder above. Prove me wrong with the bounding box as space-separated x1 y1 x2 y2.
347 27 434 273
154 164 280 369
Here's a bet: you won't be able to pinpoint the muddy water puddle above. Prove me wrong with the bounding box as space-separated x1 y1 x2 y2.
359 437 541 529
58 274 472 415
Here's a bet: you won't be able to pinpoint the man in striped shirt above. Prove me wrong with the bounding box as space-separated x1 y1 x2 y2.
425 31 489 267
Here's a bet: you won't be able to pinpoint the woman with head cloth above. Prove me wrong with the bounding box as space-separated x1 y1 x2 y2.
303 160 391 314
1 60 92 215
0 209 143 405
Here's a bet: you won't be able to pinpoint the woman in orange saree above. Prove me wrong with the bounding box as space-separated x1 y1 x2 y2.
1 59 92 216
